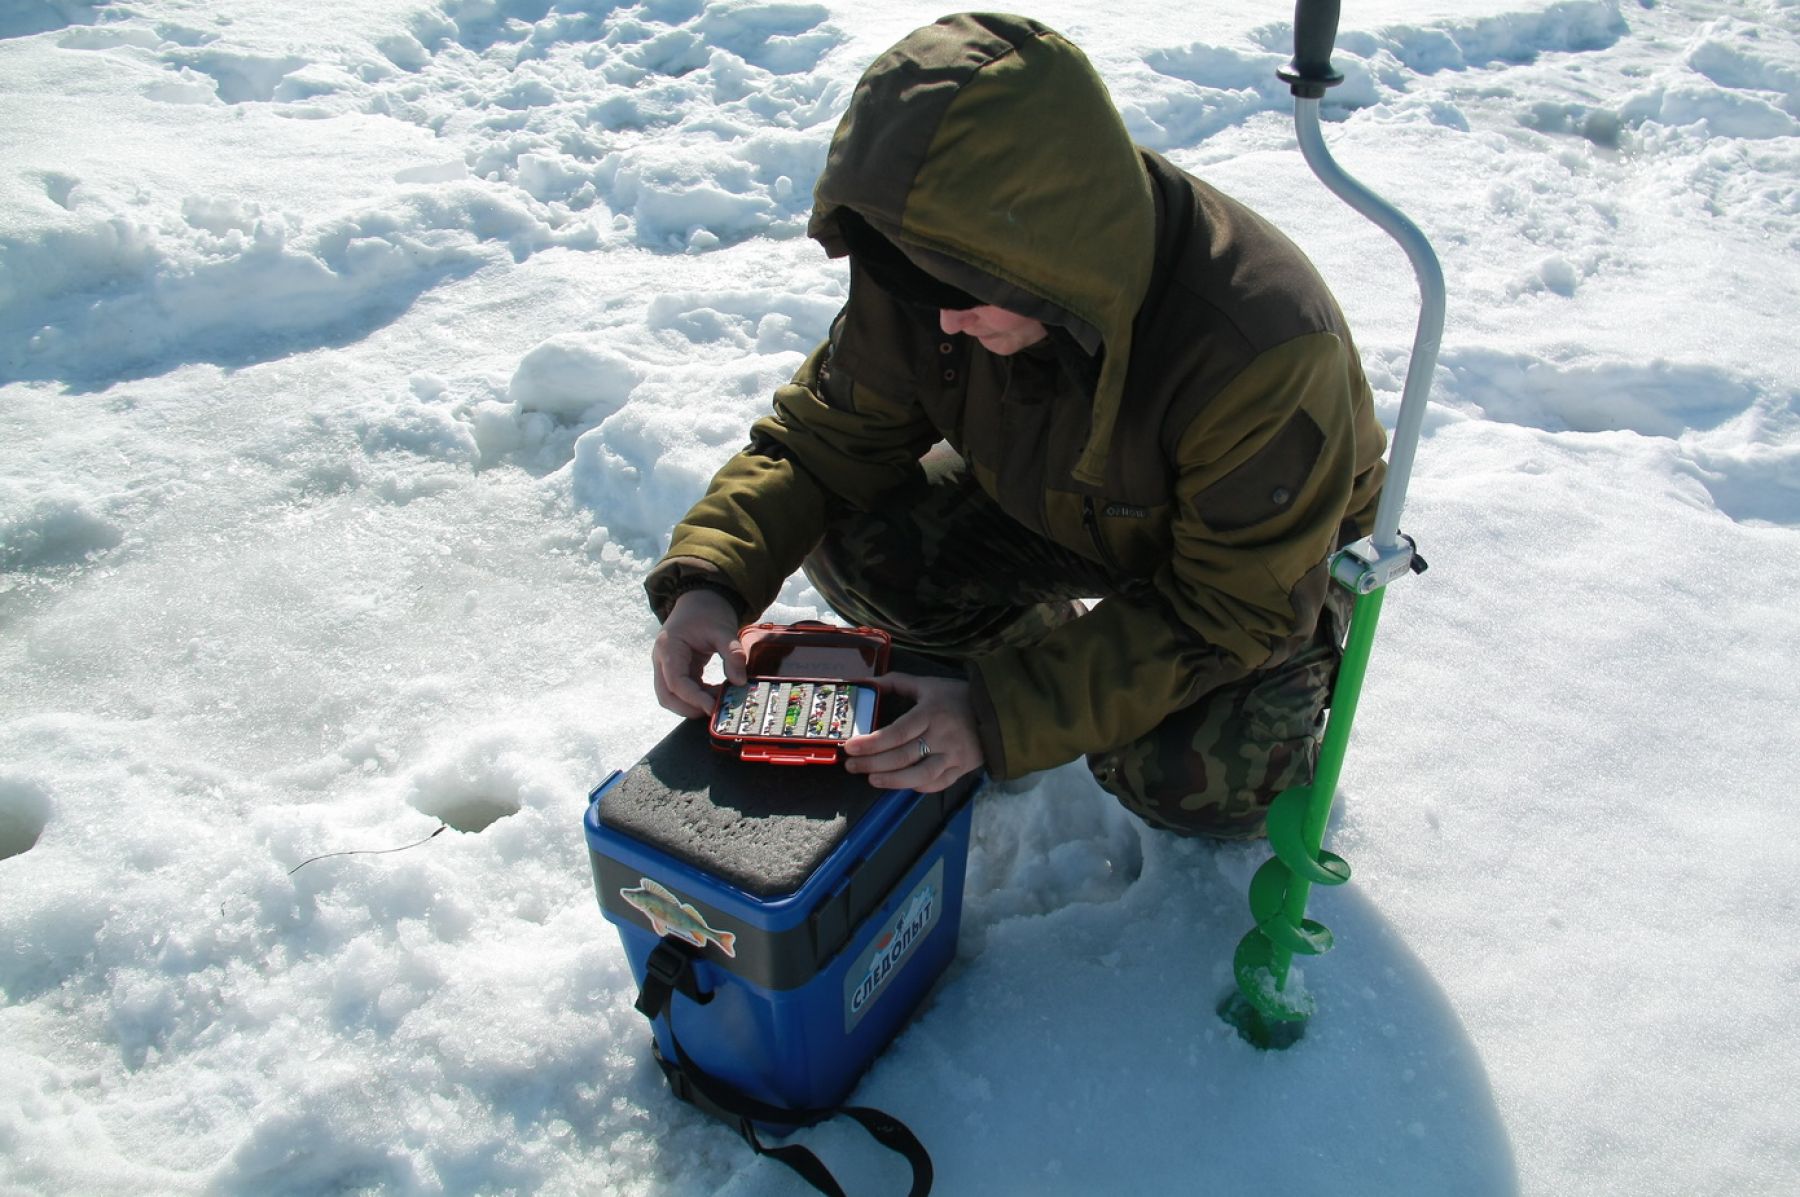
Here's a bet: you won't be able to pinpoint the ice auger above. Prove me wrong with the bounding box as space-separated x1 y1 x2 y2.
1219 0 1444 1049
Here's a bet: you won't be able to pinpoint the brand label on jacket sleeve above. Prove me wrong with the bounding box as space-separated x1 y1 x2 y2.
844 859 943 1033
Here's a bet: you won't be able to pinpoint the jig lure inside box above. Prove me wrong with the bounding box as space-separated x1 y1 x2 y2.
587 712 976 1116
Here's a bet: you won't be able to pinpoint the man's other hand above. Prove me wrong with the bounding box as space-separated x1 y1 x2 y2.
652 589 748 718
844 672 983 793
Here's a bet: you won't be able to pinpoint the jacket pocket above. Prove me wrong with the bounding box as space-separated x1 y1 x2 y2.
1195 410 1325 532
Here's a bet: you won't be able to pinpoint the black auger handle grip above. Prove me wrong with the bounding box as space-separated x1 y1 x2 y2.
1277 0 1345 97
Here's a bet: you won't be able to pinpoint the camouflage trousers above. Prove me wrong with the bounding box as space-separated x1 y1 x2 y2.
803 451 1349 840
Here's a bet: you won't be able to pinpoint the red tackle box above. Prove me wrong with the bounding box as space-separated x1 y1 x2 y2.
709 622 891 766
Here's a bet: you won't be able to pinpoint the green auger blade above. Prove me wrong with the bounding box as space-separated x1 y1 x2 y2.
1266 786 1351 886
1247 857 1334 956
1230 930 1315 1023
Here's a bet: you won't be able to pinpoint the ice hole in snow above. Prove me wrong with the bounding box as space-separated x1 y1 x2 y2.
0 779 53 861
409 790 520 834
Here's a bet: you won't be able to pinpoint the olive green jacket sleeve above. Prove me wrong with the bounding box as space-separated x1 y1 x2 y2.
964 333 1365 778
645 331 940 620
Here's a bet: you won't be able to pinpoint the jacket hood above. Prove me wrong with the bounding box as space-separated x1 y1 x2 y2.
807 13 1156 486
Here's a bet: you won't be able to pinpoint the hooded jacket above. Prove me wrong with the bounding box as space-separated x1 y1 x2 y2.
646 14 1387 778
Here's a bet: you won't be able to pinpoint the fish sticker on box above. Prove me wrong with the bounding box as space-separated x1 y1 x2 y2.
620 877 738 958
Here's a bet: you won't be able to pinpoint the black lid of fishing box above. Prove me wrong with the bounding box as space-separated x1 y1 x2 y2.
598 716 894 898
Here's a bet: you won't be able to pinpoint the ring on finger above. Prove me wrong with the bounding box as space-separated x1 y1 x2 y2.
916 738 932 761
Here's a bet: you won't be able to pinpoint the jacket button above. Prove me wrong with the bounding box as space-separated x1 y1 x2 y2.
939 342 954 354
943 369 956 382
1271 486 1293 505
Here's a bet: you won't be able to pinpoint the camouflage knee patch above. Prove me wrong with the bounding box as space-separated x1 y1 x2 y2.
1089 632 1339 840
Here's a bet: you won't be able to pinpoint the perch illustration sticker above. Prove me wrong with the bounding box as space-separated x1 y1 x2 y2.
620 877 738 958
845 860 943 1032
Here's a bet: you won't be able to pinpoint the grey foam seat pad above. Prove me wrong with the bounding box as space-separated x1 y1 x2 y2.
598 716 889 899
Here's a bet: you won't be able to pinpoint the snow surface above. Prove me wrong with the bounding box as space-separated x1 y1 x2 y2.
3 0 1799 1193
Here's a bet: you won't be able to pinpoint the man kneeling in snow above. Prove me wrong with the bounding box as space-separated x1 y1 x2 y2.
646 13 1386 839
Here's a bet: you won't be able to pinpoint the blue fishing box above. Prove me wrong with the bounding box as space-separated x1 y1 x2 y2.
585 716 977 1117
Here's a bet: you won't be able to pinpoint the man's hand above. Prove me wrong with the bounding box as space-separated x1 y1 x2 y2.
844 672 984 793
652 589 748 718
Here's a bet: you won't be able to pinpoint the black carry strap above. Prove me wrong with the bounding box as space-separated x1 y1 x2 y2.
636 940 933 1197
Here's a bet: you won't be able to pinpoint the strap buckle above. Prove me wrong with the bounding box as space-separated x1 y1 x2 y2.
635 940 713 1019
643 941 688 988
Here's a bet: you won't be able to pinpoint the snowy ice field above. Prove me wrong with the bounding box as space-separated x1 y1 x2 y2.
3 0 1799 1192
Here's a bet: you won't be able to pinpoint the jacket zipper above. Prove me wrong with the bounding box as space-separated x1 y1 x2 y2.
1082 496 1122 574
